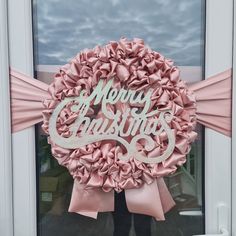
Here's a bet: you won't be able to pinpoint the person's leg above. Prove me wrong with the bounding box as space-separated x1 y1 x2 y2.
112 191 132 236
133 213 152 236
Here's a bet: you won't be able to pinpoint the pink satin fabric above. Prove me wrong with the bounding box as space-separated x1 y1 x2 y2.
10 68 232 136
69 179 114 218
68 178 175 220
125 178 175 220
9 67 232 219
10 69 51 132
189 69 232 136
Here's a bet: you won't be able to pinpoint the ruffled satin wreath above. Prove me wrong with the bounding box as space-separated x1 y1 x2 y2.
10 38 232 220
42 38 197 193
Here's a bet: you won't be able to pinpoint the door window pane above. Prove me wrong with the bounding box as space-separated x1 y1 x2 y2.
33 1 205 235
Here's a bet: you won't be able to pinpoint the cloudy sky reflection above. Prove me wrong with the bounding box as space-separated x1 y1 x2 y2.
33 0 205 66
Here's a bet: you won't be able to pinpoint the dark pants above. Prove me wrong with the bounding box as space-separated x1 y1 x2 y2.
112 191 152 236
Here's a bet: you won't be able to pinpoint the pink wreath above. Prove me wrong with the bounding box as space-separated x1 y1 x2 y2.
42 38 197 193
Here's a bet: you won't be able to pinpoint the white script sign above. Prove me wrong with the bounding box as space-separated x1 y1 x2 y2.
49 79 175 164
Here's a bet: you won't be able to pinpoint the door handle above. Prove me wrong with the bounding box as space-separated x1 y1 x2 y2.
193 204 229 236
179 209 203 216
193 228 228 236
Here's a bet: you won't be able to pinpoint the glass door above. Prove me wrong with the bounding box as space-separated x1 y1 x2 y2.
6 0 233 235
33 1 205 236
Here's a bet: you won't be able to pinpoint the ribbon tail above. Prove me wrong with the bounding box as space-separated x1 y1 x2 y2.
68 179 114 219
125 178 175 221
156 178 176 213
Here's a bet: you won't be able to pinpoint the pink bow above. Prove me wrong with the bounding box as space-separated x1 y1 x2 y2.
9 68 232 219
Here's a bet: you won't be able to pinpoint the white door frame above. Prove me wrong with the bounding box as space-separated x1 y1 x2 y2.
232 0 236 234
204 0 233 234
0 0 234 235
8 0 37 236
0 0 13 235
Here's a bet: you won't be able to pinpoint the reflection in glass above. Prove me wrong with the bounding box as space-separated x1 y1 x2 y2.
34 0 205 235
